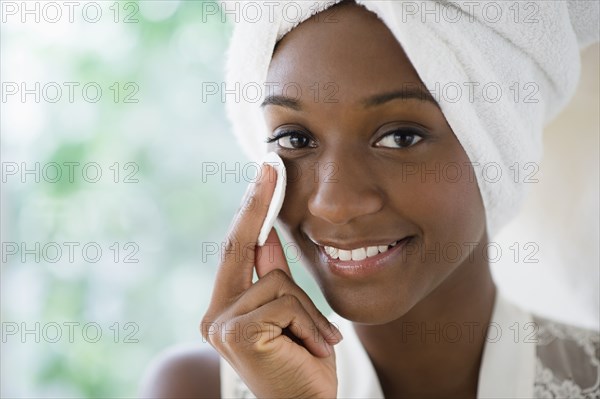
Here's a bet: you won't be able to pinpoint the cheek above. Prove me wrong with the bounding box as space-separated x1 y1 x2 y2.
419 173 485 243
371 134 486 242
276 160 315 230
398 149 486 246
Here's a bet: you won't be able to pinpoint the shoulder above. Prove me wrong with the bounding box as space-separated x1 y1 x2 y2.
138 343 221 399
532 313 600 398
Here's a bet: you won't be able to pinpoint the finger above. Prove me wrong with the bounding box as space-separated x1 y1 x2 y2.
240 295 333 358
255 228 291 278
230 269 343 345
211 163 278 305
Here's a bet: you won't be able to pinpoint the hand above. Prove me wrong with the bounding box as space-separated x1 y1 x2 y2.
200 163 342 398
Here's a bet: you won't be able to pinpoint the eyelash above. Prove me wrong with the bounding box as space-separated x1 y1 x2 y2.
265 128 428 149
375 128 427 149
264 130 317 149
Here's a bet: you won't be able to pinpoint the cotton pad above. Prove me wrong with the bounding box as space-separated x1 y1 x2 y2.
257 151 287 246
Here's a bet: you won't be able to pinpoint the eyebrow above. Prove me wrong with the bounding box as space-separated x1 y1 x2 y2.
260 95 302 110
260 86 438 110
363 87 438 108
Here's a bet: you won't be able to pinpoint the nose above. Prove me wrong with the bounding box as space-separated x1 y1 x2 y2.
307 152 384 225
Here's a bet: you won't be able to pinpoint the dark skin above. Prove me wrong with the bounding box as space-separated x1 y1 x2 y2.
139 2 497 398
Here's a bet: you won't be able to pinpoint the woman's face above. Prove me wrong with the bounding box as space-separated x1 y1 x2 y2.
262 2 486 323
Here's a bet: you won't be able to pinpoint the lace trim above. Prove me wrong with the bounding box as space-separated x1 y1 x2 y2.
533 357 599 399
533 315 600 398
540 321 599 357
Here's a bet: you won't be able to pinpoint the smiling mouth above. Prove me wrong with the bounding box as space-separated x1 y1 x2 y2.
322 240 402 261
312 236 415 278
309 235 415 261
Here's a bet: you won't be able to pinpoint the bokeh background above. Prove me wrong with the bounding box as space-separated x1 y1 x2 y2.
1 1 598 398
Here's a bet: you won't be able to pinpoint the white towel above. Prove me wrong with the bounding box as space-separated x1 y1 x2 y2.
223 0 599 239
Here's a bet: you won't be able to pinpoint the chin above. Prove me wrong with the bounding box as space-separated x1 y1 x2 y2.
316 279 421 324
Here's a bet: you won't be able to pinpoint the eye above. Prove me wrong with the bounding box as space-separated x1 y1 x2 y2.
265 130 316 149
374 128 424 149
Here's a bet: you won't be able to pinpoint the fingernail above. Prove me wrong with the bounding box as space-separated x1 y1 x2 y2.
330 322 343 343
258 151 282 185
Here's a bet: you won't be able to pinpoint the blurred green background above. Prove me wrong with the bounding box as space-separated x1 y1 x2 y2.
1 1 329 397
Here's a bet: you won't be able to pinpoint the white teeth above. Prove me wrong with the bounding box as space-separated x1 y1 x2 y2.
330 247 339 259
338 249 352 261
324 246 340 259
351 248 367 261
366 246 379 257
324 240 401 260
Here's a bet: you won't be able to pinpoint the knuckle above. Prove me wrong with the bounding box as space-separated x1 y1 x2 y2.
242 322 264 346
199 314 219 345
239 194 258 215
281 293 301 310
223 231 254 263
199 313 212 337
224 232 241 254
266 268 289 288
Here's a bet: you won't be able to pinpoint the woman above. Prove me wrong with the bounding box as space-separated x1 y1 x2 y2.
140 1 599 397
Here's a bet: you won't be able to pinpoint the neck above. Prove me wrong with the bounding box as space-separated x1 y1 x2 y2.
353 239 497 398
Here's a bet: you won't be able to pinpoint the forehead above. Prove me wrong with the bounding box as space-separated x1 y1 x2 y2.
266 2 426 101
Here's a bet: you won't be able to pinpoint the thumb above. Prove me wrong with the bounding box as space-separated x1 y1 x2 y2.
255 227 292 279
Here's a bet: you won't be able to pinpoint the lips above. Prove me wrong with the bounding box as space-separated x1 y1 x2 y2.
310 235 415 278
323 240 401 261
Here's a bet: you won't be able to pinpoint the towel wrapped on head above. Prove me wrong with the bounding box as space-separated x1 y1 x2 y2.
223 0 599 239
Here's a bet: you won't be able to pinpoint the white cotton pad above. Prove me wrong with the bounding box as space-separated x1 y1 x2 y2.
257 152 287 246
